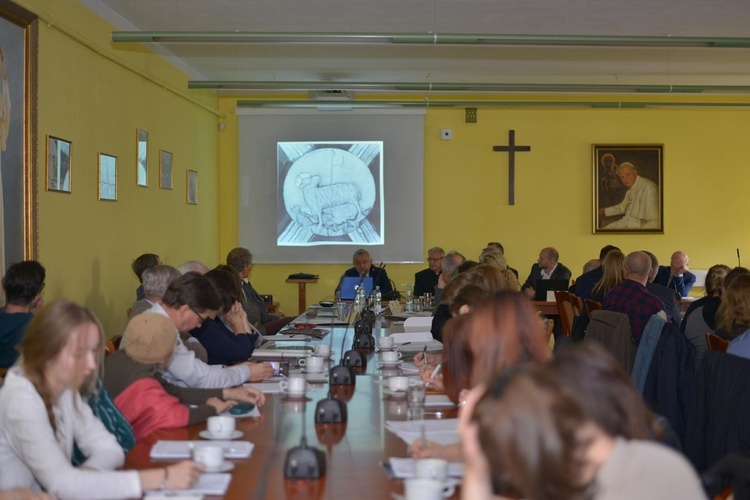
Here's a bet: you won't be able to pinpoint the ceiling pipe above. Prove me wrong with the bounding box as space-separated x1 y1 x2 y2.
236 99 750 109
111 31 750 48
189 81 750 94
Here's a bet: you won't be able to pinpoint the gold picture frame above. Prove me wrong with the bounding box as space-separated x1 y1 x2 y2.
593 144 664 234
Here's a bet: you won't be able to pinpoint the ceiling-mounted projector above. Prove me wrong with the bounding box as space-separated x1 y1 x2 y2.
309 90 355 101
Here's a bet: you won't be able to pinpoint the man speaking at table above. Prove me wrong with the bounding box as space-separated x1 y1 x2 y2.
336 248 393 297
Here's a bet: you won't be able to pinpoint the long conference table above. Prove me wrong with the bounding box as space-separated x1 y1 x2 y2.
124 315 458 499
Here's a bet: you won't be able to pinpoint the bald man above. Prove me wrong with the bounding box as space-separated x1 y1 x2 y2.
602 251 667 345
654 251 696 298
521 247 572 299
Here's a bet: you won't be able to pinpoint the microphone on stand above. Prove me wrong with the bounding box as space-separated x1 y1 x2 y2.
316 309 349 423
330 320 356 385
738 248 742 267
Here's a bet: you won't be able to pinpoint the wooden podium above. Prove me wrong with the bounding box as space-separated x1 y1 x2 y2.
285 277 318 314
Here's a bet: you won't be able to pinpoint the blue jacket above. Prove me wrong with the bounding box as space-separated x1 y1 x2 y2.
654 266 696 297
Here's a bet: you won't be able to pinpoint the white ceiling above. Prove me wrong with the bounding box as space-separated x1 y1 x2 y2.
85 0 750 95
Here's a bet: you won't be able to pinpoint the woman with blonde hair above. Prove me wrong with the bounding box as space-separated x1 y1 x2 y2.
0 301 201 498
478 248 520 291
591 249 626 302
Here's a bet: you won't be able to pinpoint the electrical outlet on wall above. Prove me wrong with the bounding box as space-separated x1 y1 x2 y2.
441 128 453 140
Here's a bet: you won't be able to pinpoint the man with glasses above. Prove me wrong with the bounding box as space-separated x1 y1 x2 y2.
0 261 46 368
226 247 292 335
127 272 273 389
414 247 445 297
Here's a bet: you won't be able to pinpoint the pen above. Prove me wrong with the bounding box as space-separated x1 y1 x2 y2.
429 363 442 380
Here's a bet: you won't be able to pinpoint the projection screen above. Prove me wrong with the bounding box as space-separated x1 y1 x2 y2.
237 109 425 264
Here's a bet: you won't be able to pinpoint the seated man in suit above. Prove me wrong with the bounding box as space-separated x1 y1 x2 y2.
642 251 682 325
414 247 444 296
226 247 291 335
521 247 572 299
337 248 393 296
654 251 696 298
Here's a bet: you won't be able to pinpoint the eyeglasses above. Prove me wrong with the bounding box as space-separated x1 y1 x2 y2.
189 306 208 327
427 257 444 262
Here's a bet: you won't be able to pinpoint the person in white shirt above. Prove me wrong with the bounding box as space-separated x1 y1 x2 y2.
127 272 273 388
600 162 659 229
0 300 201 498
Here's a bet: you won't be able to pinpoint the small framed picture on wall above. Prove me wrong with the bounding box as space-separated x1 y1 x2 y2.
160 149 172 189
136 129 148 187
187 170 198 204
46 135 72 193
98 153 117 201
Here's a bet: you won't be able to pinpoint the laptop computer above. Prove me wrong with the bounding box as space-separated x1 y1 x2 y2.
340 276 374 300
534 279 569 301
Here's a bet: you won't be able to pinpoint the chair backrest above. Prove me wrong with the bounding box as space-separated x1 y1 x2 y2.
585 310 637 373
706 333 729 352
105 339 116 356
585 299 602 320
554 291 580 336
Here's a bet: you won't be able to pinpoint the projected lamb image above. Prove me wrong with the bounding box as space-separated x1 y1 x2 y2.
278 143 383 245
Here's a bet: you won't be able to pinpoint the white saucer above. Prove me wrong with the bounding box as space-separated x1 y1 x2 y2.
377 347 395 352
301 367 326 374
204 461 235 473
281 389 308 398
198 430 243 440
382 387 407 398
378 360 402 368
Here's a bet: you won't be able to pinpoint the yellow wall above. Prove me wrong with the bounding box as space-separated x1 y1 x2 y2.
219 99 750 310
26 0 221 337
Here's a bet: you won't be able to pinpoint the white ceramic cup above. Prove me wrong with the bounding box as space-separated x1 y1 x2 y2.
193 444 224 471
380 350 403 364
388 376 410 391
298 356 325 371
314 344 331 357
379 336 394 349
404 478 455 500
207 415 235 439
415 458 449 482
279 375 307 395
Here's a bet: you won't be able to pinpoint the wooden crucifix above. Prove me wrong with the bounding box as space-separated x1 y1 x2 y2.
493 130 531 205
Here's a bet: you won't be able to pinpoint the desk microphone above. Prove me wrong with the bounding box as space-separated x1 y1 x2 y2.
330 320 356 385
314 389 348 424
284 401 326 479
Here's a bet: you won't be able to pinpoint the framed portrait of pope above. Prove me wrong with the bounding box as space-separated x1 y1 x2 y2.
593 144 664 234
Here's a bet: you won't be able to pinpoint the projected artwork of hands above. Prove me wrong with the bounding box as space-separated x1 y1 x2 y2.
278 143 383 245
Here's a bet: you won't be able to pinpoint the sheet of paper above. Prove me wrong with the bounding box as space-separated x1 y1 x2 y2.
385 419 460 446
146 473 232 496
150 440 254 459
388 457 465 478
424 394 455 407
246 382 283 394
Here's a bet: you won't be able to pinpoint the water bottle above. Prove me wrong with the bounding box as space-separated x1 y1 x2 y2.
405 283 414 312
354 285 366 313
374 286 382 313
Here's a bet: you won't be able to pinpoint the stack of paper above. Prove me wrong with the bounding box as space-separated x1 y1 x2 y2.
388 457 465 478
424 394 455 407
384 419 459 446
246 381 283 394
150 440 254 460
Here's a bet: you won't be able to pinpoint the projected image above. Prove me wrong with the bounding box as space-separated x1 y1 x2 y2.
277 142 383 246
